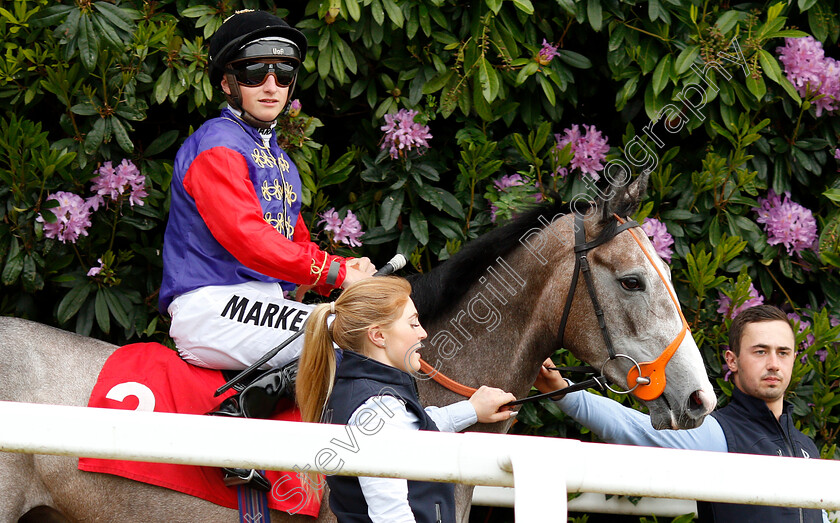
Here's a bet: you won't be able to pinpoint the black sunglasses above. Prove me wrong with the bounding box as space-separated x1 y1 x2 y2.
226 61 297 88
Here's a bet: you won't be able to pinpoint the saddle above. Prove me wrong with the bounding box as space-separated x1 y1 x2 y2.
77 342 321 517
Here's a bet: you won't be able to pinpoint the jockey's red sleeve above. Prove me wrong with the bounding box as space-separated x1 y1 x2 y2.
183 147 347 288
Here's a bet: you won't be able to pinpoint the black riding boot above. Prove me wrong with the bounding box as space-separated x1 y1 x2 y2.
209 359 299 492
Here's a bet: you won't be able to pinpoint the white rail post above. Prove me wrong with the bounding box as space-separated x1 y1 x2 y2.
504 445 566 521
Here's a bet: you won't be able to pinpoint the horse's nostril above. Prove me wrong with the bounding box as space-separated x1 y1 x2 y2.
686 390 706 418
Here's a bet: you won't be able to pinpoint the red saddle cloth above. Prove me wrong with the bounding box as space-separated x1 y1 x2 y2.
78 342 321 517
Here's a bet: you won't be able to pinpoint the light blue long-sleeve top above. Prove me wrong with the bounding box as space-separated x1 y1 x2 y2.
554 389 831 523
554 387 727 451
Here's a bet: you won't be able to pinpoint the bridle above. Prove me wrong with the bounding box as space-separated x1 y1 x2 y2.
417 211 690 406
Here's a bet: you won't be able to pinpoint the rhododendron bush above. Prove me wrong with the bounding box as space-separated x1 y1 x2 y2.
1 0 838 490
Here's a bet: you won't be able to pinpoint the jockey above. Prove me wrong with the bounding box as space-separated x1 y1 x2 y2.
158 10 375 489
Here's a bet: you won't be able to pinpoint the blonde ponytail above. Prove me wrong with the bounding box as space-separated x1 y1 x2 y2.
296 303 336 424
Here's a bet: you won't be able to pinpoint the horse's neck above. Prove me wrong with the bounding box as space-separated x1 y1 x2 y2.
417 250 559 410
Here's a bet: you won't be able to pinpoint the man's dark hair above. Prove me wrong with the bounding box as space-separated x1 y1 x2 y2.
728 305 791 355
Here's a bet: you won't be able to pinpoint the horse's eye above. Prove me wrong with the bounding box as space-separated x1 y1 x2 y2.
620 276 644 291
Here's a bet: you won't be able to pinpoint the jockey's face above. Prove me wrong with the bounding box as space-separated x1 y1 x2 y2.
221 59 290 122
368 299 427 374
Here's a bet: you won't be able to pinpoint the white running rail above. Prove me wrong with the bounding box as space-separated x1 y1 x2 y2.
0 401 837 521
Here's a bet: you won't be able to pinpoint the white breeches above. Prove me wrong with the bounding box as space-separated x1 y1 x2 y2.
168 281 314 370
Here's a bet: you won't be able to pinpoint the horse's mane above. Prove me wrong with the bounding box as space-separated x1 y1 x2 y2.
410 195 629 323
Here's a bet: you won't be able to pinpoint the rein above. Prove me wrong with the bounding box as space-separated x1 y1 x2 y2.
416 212 689 406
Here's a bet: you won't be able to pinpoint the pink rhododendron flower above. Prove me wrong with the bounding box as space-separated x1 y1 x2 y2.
717 283 764 320
537 39 560 65
36 192 93 244
489 203 500 223
318 208 343 235
380 109 432 159
753 190 818 255
641 217 674 263
493 174 524 191
555 124 610 180
87 258 104 277
90 159 147 206
333 210 364 247
288 99 302 118
776 36 839 117
320 208 364 247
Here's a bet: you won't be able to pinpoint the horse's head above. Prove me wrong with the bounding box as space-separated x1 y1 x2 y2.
411 173 714 431
557 173 716 429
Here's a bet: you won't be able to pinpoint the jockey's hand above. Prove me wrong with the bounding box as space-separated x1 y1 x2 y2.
533 357 569 394
341 257 376 289
469 385 517 423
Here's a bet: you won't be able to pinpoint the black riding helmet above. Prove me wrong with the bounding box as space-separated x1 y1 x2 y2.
208 10 308 128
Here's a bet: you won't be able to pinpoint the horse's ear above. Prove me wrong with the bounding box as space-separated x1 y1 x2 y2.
602 171 649 221
625 171 649 210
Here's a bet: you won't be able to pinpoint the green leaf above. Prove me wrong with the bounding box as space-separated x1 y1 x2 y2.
423 70 454 94
154 68 173 105
111 117 133 153
661 209 695 220
397 227 417 257
381 0 403 27
144 130 179 157
370 0 385 25
557 50 592 69
409 207 429 245
745 73 766 102
77 13 99 71
485 0 503 14
361 226 400 245
513 0 535 15
380 190 405 230
1 238 23 285
652 54 671 95
180 6 215 17
84 118 106 155
31 5 73 27
479 58 499 102
674 45 699 75
715 11 741 34
515 61 539 85
103 288 131 330
344 0 361 21
90 13 124 52
70 102 99 116
587 0 602 31
758 50 801 105
317 47 332 79
57 283 93 324
93 1 136 32
537 74 556 106
114 105 145 121
95 290 110 334
824 189 840 204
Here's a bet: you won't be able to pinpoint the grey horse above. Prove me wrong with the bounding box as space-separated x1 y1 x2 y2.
0 174 716 522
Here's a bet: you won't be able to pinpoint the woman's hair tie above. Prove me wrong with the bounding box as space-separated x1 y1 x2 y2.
330 301 336 315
